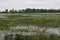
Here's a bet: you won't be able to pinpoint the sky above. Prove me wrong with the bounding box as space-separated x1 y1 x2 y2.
0 0 60 10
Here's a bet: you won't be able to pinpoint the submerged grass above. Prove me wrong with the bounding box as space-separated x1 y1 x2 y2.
5 33 60 40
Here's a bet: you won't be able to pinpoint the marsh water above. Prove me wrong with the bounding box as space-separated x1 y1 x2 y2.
0 25 60 40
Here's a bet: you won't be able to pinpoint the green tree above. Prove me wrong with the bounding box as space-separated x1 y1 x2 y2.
5 9 9 13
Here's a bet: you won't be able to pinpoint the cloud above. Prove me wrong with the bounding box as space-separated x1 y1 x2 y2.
0 0 60 10
27 0 60 9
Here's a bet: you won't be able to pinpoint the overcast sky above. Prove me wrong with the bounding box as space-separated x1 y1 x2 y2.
0 0 60 10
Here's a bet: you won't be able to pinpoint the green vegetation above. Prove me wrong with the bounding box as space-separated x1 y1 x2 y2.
0 13 60 30
5 34 60 40
1 8 60 13
0 13 60 40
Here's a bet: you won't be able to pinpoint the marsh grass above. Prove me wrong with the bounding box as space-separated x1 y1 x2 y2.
5 33 60 40
0 13 60 40
0 13 60 30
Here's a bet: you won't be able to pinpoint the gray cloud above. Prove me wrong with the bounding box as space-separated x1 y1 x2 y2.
0 0 60 10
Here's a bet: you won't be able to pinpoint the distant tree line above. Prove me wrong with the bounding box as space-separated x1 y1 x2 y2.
0 8 60 13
